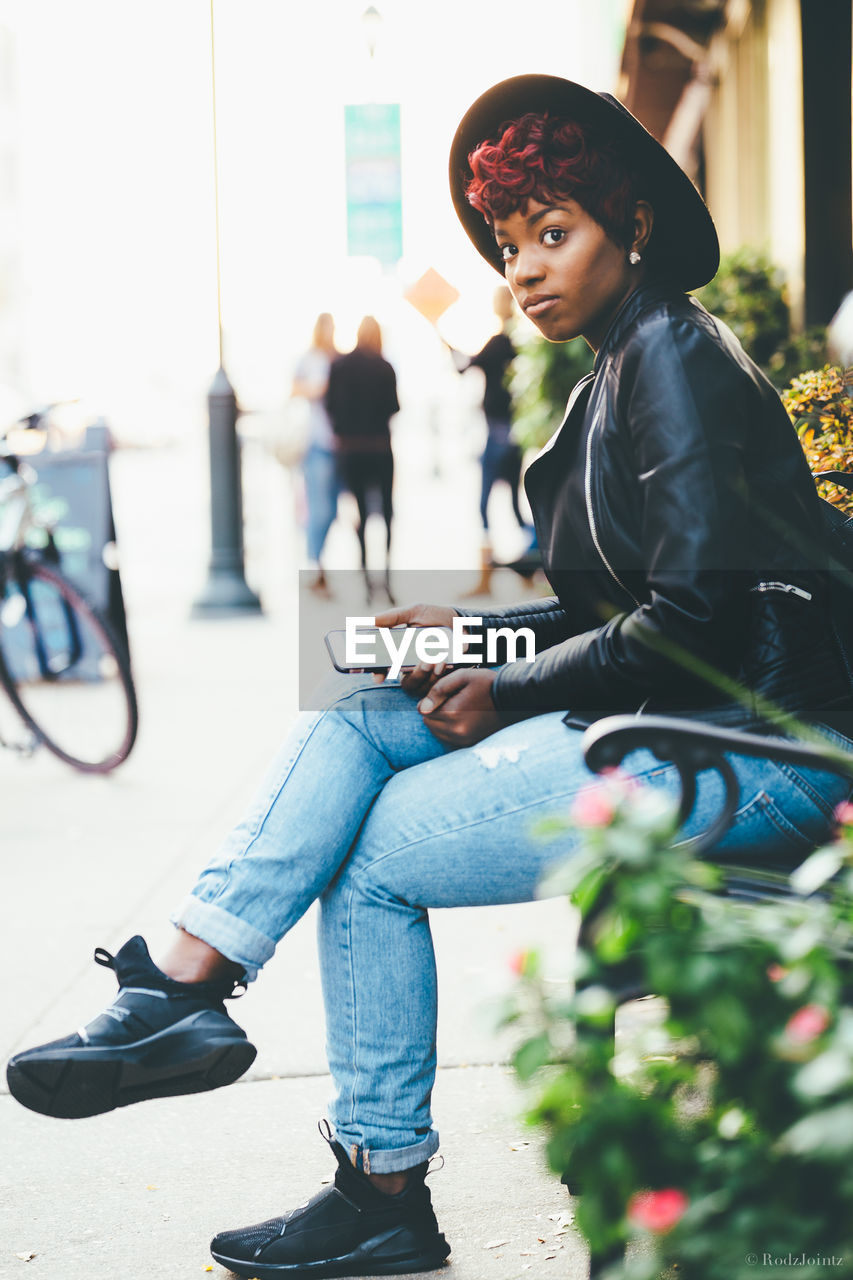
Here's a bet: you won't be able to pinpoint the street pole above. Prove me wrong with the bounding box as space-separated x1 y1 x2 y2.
192 365 261 613
192 0 261 617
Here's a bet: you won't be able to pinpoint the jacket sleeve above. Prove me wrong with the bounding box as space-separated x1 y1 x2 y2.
456 598 575 657
385 362 400 418
324 361 341 430
381 358 399 417
491 314 758 717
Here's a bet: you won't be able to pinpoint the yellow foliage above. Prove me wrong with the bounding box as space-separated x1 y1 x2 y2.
782 365 853 514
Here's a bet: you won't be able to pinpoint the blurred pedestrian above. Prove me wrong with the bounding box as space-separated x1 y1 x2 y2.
446 285 528 593
325 315 399 603
292 312 339 595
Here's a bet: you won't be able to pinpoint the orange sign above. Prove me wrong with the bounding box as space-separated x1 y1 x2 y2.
404 268 460 324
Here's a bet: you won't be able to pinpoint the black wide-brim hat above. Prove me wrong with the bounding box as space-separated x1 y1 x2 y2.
449 74 719 292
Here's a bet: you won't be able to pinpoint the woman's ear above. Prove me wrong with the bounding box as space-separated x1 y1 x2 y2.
632 200 654 255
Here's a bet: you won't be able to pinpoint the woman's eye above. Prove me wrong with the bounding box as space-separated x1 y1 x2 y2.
542 227 566 246
498 243 517 263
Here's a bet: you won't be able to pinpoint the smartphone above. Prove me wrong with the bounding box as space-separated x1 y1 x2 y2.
324 625 456 676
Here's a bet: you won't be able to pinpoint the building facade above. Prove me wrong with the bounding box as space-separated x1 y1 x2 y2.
619 0 853 329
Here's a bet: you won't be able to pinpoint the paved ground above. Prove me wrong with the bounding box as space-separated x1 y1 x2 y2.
0 428 588 1280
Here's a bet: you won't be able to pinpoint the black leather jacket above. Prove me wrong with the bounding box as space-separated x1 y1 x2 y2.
472 282 853 731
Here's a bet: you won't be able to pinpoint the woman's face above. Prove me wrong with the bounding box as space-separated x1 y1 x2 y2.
493 197 644 350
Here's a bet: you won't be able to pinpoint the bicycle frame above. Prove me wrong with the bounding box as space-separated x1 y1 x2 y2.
1 449 85 683
0 454 48 554
0 465 31 552
1 547 84 681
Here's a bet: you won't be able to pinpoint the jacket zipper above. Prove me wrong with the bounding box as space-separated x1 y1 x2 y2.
584 402 641 608
750 581 813 601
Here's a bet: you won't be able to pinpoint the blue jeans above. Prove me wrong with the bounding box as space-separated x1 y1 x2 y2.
171 678 853 1172
302 445 340 563
480 418 524 530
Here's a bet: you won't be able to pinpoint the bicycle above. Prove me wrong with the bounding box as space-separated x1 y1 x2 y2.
0 410 138 772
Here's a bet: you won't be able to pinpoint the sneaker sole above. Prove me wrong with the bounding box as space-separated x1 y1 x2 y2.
6 1021 257 1119
211 1229 452 1279
209 1247 451 1279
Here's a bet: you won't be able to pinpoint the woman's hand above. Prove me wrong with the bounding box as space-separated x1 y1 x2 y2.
373 602 458 630
416 668 504 747
372 603 459 695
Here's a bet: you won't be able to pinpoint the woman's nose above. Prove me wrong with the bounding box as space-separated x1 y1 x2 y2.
513 245 544 286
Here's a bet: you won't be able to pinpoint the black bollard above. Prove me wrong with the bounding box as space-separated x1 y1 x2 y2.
191 365 262 616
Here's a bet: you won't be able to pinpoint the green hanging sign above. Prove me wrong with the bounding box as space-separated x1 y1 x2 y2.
345 102 403 266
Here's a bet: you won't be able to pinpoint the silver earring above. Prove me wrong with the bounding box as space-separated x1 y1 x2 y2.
629 250 642 266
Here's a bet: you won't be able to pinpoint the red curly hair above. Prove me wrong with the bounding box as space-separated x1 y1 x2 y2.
465 113 640 248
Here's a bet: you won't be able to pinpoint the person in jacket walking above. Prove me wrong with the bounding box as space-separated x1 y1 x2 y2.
446 285 528 593
325 315 399 603
8 75 853 1280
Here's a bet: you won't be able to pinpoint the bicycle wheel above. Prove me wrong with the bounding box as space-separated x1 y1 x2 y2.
0 556 138 772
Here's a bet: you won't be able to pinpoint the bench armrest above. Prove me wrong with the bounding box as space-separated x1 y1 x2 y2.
581 715 853 857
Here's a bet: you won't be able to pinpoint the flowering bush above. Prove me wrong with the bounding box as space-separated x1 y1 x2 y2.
783 365 853 516
626 1188 688 1235
505 774 853 1279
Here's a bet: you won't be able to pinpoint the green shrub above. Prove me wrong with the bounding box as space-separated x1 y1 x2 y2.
510 332 594 453
695 248 828 388
696 248 790 367
505 775 853 1278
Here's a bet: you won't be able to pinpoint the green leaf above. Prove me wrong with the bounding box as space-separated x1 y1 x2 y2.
793 1048 852 1099
790 846 844 896
594 909 640 963
778 921 826 962
573 984 617 1022
569 862 611 914
778 1102 853 1155
606 826 652 863
513 1033 552 1082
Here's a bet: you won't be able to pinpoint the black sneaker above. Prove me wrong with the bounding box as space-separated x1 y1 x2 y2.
6 935 257 1119
210 1130 451 1278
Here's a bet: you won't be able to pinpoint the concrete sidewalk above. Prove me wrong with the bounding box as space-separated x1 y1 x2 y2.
1 1069 582 1280
1 438 587 1280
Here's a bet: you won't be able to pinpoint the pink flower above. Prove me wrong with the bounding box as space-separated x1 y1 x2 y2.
767 964 788 983
572 785 616 828
598 765 633 784
785 1004 831 1044
508 950 529 976
627 1189 689 1234
834 801 853 827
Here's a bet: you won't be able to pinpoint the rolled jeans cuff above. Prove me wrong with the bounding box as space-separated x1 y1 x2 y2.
335 1127 441 1175
170 893 276 981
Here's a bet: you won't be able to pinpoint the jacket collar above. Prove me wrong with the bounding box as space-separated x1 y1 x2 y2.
593 279 683 373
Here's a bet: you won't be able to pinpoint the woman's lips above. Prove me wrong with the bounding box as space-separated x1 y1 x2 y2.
523 295 559 318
